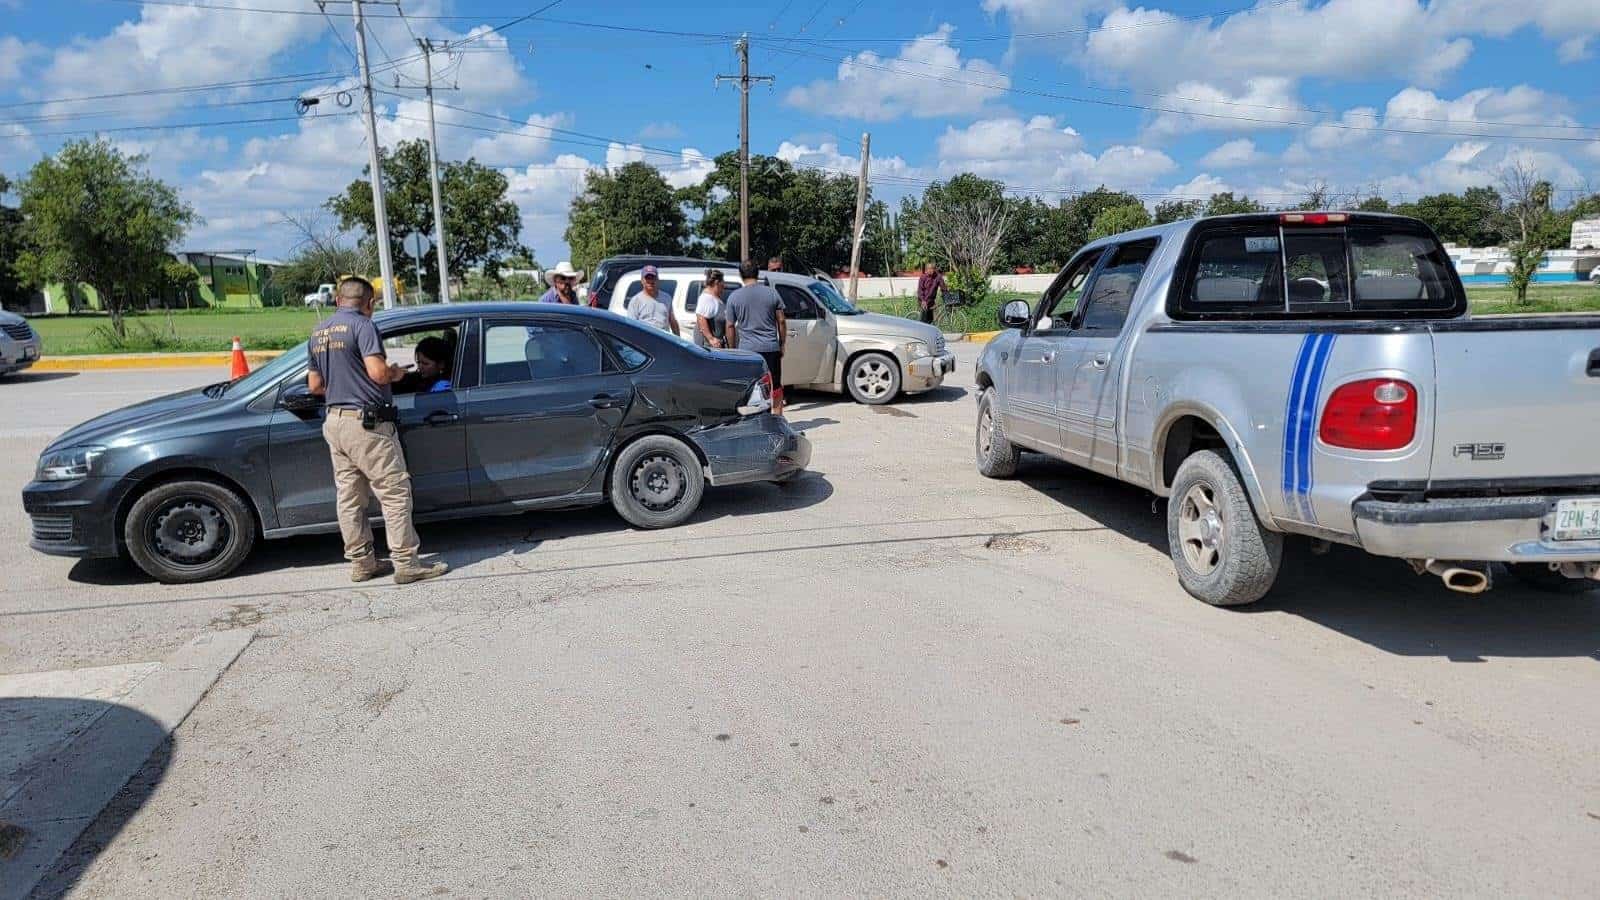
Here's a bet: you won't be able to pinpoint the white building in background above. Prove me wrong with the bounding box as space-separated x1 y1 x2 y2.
1572 218 1600 250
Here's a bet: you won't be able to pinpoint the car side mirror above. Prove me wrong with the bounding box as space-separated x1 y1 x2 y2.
1000 300 1032 329
279 383 323 413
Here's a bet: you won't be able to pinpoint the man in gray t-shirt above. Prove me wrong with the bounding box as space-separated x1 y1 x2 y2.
725 260 788 414
306 278 447 586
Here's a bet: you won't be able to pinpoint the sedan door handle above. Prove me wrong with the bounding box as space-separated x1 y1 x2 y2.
423 410 459 426
589 393 626 409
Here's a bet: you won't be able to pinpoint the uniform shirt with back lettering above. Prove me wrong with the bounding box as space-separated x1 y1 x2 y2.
309 308 390 409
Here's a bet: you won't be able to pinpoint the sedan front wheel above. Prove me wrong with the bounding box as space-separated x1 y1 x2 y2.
124 480 257 583
846 352 902 405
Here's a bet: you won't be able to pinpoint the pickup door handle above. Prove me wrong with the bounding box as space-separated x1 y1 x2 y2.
1034 352 1055 364
423 410 459 426
589 393 626 409
1090 353 1111 368
1588 349 1600 376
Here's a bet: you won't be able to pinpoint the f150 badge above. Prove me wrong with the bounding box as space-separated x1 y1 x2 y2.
1453 442 1506 461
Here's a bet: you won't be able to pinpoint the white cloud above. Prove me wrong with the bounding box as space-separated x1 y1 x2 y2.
637 121 684 141
1198 139 1262 169
464 113 573 167
980 0 1111 29
1145 78 1303 137
785 25 1008 121
0 36 45 86
775 140 915 180
603 143 714 189
1165 173 1234 200
1383 85 1578 133
934 115 1174 191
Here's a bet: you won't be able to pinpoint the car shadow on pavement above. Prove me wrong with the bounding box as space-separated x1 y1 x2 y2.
68 473 837 587
1012 453 1600 661
0 698 170 899
1 372 79 385
782 384 969 413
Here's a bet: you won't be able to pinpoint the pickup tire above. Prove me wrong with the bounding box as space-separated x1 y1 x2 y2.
975 387 1020 478
123 479 257 583
1167 450 1282 606
609 435 705 530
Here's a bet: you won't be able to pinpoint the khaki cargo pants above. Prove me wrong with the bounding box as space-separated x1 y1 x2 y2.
323 408 420 568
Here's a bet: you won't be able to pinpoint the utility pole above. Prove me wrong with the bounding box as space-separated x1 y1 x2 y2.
716 36 772 264
351 0 397 308
418 38 451 303
847 131 871 302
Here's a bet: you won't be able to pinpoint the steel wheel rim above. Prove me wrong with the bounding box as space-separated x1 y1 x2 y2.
630 453 687 512
151 498 229 567
1177 483 1224 575
852 359 893 399
978 405 994 457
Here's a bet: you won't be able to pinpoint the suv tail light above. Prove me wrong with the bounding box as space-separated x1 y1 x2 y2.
738 371 773 416
1319 379 1417 450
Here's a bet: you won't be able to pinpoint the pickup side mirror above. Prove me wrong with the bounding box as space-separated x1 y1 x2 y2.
279 383 324 413
1000 300 1032 330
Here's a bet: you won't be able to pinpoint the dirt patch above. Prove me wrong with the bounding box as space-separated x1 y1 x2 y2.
983 534 1047 554
871 406 916 418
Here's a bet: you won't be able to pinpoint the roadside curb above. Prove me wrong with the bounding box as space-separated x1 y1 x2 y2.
945 330 1001 344
0 629 254 900
31 351 285 371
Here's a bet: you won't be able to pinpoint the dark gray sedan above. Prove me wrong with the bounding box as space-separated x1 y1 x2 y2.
23 303 809 583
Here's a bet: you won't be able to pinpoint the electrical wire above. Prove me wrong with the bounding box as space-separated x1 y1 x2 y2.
314 0 358 61
0 110 360 140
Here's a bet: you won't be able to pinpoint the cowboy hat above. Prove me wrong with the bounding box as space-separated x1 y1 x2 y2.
542 261 585 285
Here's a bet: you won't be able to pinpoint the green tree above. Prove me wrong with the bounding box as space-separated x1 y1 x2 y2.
1356 196 1391 212
683 153 797 264
0 175 29 312
779 168 863 274
328 139 522 294
1153 199 1202 224
915 173 1012 304
1499 163 1558 306
17 140 195 336
1056 187 1144 259
1203 192 1265 216
1088 202 1153 240
565 162 688 272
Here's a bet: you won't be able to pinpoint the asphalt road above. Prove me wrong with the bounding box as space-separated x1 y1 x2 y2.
3 352 1599 896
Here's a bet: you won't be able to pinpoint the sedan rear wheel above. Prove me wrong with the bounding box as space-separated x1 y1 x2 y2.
124 480 256 583
610 435 706 529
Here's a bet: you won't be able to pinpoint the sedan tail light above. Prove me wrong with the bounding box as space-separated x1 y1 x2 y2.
1319 379 1417 450
738 371 773 416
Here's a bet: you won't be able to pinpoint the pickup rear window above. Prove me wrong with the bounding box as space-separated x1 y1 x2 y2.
1172 217 1464 319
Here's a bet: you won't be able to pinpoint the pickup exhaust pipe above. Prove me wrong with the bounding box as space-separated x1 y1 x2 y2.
1409 559 1492 594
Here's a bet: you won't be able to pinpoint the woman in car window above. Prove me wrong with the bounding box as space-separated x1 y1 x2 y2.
395 336 454 393
694 269 729 349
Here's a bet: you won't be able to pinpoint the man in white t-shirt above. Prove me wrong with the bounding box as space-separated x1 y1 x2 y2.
627 265 681 336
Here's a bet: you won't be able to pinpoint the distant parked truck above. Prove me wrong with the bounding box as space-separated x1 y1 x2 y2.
975 211 1600 605
303 276 404 307
303 283 335 306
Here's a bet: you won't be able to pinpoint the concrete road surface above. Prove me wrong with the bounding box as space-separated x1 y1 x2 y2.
2 353 1598 896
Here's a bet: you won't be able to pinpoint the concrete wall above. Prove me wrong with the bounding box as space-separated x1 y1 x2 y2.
849 272 1056 300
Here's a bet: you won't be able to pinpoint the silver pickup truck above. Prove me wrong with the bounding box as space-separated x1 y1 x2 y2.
975 212 1600 605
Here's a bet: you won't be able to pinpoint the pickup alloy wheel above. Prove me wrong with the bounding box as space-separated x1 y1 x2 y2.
1167 450 1282 606
976 387 1020 478
846 353 901 405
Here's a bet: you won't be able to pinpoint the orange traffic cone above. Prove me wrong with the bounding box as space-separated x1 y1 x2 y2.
229 336 250 379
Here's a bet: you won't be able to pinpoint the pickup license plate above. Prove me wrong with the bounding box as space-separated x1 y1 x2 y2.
1551 498 1600 542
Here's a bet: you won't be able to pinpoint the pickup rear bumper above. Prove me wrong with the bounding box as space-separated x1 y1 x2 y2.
1352 495 1600 562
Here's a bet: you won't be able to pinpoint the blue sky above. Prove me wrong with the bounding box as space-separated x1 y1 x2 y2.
3 0 1598 262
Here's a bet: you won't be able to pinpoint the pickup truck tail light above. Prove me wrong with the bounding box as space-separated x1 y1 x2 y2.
1280 212 1348 225
1319 379 1417 450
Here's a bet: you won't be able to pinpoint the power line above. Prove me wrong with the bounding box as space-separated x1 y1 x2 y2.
0 68 352 111
764 44 1600 142
0 110 359 140
314 0 359 61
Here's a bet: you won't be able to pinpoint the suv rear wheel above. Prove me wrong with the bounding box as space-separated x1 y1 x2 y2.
124 480 257 583
1167 450 1282 606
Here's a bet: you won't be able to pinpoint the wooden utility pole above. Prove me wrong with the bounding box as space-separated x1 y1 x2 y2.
847 132 871 301
716 36 772 264
351 0 397 308
418 38 451 303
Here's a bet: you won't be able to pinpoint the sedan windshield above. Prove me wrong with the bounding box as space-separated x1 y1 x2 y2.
808 280 861 315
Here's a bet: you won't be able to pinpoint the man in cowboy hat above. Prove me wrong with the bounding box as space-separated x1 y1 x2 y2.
538 261 585 304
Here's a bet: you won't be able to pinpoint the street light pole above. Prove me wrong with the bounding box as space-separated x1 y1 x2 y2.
351 0 397 309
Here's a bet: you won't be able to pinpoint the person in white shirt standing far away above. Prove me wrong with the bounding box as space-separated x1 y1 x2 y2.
626 265 681 337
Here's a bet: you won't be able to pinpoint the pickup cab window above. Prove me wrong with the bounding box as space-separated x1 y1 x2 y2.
1075 241 1156 333
1035 248 1105 332
1173 216 1465 319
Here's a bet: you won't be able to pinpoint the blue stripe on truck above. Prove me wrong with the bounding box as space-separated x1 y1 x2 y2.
1282 333 1337 523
